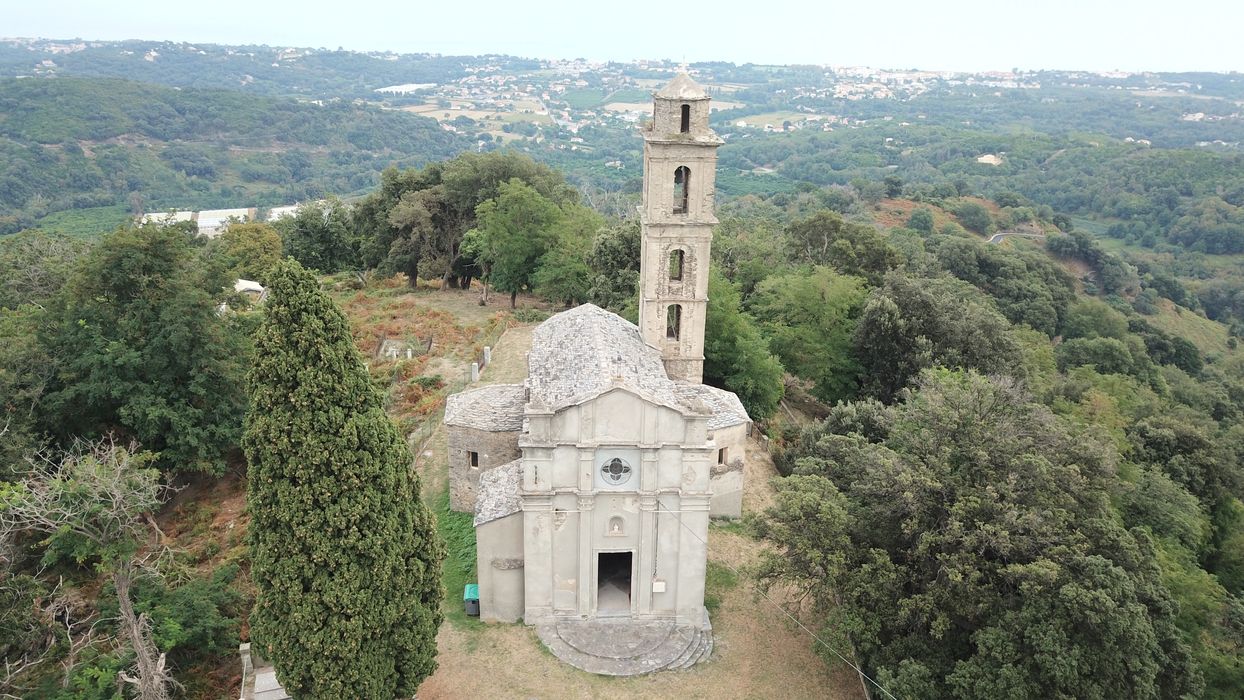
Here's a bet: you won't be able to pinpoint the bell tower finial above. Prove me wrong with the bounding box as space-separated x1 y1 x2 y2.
637 73 722 384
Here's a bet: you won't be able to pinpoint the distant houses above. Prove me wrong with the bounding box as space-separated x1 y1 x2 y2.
234 279 267 303
374 83 437 95
138 203 315 237
196 208 257 237
265 205 300 221
139 210 195 226
217 279 267 316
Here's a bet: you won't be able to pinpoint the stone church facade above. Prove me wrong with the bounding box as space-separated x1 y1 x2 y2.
444 74 748 671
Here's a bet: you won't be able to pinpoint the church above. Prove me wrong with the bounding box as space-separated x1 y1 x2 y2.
444 73 749 674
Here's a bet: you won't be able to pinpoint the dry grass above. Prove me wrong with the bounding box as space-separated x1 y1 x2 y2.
477 325 536 386
401 101 553 125
158 469 251 581
325 282 520 431
872 197 960 232
733 111 817 128
1147 298 1238 359
418 553 863 700
155 470 253 698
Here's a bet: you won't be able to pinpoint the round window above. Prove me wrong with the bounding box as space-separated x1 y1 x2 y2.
600 457 633 486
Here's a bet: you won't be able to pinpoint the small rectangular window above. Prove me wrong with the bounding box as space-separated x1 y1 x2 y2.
468 451 479 468
669 249 684 281
718 448 726 464
680 104 691 133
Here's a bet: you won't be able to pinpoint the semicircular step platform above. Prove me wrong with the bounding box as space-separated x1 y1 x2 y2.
535 611 713 676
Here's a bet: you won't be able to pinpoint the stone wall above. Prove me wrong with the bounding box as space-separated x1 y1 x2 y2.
709 461 744 519
477 512 525 623
448 425 520 512
653 97 711 138
708 422 748 518
637 223 713 383
641 143 719 223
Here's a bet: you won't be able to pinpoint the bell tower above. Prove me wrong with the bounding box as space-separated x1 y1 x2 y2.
638 73 722 384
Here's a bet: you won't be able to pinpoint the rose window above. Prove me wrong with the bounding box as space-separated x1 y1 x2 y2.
600 457 633 486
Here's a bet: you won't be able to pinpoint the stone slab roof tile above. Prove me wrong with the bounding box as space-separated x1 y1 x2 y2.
445 384 526 432
655 73 709 100
526 304 688 412
673 382 750 430
474 459 522 526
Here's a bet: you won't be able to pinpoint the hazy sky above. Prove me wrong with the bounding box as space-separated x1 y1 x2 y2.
5 0 1242 73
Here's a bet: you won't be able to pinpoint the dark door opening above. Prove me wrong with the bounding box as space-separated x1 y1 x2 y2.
597 551 632 615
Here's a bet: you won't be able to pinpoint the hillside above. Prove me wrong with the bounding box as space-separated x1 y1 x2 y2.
0 39 511 98
0 77 470 234
5 41 1244 259
3 43 1244 698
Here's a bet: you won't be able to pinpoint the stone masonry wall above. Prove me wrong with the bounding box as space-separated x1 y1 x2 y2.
448 425 521 512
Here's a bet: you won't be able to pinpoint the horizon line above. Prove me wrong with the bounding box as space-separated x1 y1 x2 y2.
5 35 1242 78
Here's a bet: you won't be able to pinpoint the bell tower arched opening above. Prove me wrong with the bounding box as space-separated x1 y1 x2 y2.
673 166 690 215
666 304 682 340
668 249 684 281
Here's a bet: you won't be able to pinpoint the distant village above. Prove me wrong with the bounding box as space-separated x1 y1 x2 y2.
358 56 1227 155
7 36 1231 169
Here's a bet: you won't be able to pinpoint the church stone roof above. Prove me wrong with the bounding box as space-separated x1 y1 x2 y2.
674 383 750 431
445 384 526 432
526 304 686 412
655 73 709 100
474 459 522 526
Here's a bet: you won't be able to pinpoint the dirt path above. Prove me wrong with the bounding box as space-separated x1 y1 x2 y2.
987 231 1045 244
477 325 535 386
415 318 863 699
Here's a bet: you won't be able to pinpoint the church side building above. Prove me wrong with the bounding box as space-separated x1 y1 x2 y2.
444 73 748 674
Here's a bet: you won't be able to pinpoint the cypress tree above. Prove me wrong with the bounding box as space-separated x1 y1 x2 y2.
244 260 444 698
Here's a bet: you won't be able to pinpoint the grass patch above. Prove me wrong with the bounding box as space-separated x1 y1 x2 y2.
560 89 608 109
606 87 651 103
710 517 755 538
1069 215 1112 237
511 308 551 323
433 488 484 630
704 561 741 614
1148 299 1235 359
32 204 131 238
732 111 812 127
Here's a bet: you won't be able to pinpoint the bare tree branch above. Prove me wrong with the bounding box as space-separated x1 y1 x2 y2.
1 438 178 700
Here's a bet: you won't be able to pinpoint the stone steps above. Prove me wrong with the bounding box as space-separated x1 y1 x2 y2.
669 610 714 670
535 612 714 676
666 626 702 669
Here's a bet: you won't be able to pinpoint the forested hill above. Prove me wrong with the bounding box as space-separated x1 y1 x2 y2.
0 39 521 97
717 126 1244 253
0 77 470 233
